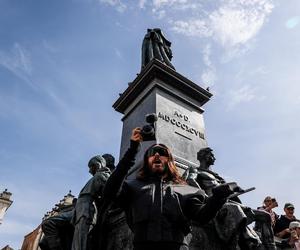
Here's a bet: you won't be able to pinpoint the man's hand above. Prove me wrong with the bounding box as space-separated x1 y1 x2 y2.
276 228 290 238
131 127 143 142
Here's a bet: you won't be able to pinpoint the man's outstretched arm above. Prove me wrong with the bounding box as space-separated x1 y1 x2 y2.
186 183 239 225
101 128 142 205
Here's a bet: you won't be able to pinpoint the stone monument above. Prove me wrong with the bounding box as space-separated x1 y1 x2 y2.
98 28 212 250
114 36 212 173
107 28 275 250
97 28 212 250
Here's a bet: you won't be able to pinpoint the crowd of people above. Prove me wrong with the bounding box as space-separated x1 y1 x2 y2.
39 127 299 250
257 196 299 249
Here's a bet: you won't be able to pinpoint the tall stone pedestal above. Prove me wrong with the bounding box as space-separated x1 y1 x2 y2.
113 59 212 172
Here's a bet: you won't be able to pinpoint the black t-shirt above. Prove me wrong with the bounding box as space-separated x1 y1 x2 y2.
273 215 297 239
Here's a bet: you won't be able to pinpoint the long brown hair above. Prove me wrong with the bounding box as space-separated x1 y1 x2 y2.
137 143 185 184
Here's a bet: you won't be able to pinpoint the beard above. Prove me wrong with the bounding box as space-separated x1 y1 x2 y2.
150 161 168 176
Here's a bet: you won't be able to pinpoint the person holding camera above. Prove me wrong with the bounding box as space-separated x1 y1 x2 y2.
258 196 279 227
289 221 300 249
274 203 299 240
101 127 240 250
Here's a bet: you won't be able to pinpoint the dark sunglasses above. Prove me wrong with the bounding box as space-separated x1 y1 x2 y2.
147 146 169 157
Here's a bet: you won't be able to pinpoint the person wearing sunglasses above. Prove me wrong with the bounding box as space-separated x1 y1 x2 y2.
258 196 279 227
100 127 240 250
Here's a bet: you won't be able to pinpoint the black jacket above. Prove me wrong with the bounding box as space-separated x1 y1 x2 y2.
120 177 224 246
102 140 225 247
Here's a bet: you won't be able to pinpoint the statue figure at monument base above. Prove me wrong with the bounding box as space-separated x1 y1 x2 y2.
185 147 276 250
40 199 77 250
71 155 111 250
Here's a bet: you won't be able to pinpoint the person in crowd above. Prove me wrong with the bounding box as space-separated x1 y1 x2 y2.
274 203 298 239
258 196 279 227
289 221 300 249
71 155 111 250
101 127 239 250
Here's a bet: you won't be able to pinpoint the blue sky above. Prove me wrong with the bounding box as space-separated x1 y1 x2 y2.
0 0 300 248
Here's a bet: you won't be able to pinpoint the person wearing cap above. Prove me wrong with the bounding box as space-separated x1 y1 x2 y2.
274 203 299 239
258 196 279 227
101 127 240 250
289 221 300 249
71 155 111 250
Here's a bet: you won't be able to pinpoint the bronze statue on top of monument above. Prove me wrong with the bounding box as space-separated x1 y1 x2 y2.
141 28 175 70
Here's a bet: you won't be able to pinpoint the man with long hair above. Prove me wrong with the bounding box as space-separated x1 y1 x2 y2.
101 128 238 250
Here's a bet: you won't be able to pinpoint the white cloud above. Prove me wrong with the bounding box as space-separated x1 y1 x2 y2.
210 8 261 47
209 3 268 47
97 0 273 49
96 0 274 49
139 0 147 9
0 43 32 76
227 85 259 109
201 69 217 87
0 43 37 91
249 66 269 76
202 44 212 67
152 0 201 10
171 0 274 48
42 40 58 53
285 16 300 29
99 0 202 12
152 0 169 8
220 42 252 62
153 0 186 8
172 19 212 37
114 48 122 59
99 0 126 12
152 9 166 19
201 44 217 86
